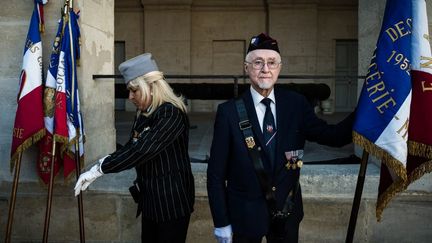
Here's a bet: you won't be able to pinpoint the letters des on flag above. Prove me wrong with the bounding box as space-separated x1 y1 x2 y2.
353 0 432 221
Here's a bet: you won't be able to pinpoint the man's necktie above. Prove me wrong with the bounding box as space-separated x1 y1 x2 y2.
261 98 276 166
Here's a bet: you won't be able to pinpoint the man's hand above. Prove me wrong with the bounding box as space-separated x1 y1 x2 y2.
214 225 232 243
74 156 107 196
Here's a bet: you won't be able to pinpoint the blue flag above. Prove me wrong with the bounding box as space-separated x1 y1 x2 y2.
62 9 85 177
353 0 414 220
353 0 412 220
64 10 81 130
354 0 411 159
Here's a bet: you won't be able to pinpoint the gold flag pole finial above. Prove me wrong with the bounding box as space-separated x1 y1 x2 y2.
63 0 70 16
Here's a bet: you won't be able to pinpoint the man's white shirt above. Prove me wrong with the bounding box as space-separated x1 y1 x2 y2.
250 86 277 132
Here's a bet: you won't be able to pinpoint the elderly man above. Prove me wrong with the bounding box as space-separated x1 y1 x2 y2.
207 33 355 243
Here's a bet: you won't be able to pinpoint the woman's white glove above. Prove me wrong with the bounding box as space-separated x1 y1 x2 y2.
214 225 232 243
74 156 108 196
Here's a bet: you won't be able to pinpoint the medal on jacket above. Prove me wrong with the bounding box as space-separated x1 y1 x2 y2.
266 124 274 133
245 136 255 148
285 150 304 170
132 127 150 143
132 131 139 143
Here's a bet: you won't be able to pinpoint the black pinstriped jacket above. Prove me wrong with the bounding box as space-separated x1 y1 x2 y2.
101 102 195 222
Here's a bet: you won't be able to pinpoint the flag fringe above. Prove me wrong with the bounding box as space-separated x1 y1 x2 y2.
353 131 408 180
353 131 409 221
407 159 432 185
39 23 45 33
407 141 432 185
54 134 70 154
408 140 432 159
64 132 85 184
375 177 406 221
10 129 46 172
64 154 85 185
60 134 85 155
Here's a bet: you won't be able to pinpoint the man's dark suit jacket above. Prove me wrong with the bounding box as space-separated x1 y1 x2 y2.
101 103 195 223
207 87 354 237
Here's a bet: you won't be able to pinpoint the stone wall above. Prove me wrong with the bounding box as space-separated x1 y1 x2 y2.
115 0 358 112
0 0 116 184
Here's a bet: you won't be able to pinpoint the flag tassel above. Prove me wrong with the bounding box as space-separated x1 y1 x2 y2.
5 152 23 243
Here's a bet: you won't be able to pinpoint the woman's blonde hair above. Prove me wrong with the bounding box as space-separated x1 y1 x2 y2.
127 71 187 116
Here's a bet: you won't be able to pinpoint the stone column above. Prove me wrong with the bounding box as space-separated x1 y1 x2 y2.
75 0 116 165
0 0 115 182
358 0 385 97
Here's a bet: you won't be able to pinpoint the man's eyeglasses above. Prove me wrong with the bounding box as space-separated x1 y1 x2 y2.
245 60 281 70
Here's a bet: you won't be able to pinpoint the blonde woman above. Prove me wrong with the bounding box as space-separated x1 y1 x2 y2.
75 53 195 243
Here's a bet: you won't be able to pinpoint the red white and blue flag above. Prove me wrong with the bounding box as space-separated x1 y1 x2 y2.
10 0 48 170
38 17 64 184
406 0 432 199
63 9 85 179
38 8 84 183
353 0 432 220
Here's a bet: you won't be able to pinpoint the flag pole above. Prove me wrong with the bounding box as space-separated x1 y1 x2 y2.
75 140 86 242
345 150 369 243
42 140 57 243
5 152 23 243
66 0 85 241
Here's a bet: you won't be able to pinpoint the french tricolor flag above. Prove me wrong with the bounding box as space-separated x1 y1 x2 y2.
10 0 48 169
353 0 432 221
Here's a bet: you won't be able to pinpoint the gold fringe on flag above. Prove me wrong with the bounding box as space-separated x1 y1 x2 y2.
376 177 406 221
39 23 45 34
10 128 46 172
63 131 85 185
57 134 79 156
353 131 407 180
407 141 432 184
408 140 432 159
352 131 408 221
54 134 70 154
64 154 85 185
